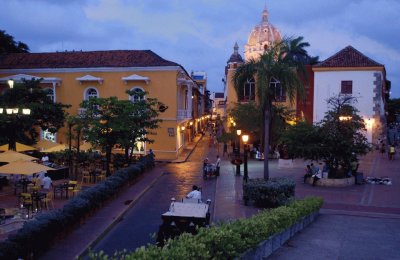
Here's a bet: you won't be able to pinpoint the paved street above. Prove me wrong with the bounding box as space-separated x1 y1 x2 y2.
89 137 217 256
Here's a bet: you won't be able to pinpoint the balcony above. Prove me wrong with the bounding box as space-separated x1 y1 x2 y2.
177 109 191 120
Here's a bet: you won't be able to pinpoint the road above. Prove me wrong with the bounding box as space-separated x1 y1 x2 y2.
88 137 217 256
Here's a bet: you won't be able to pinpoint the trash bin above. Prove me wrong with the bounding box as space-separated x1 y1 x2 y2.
355 172 363 184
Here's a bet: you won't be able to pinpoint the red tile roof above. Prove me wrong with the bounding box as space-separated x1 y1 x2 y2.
0 50 181 69
314 45 383 68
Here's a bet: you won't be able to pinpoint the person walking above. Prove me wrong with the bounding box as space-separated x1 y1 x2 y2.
215 155 221 176
389 145 396 160
223 142 228 157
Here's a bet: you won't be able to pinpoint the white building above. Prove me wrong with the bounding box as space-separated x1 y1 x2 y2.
313 46 388 143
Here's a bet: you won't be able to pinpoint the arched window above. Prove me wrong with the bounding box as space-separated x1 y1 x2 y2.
85 87 99 100
270 78 286 102
43 88 54 102
242 78 255 101
129 87 145 103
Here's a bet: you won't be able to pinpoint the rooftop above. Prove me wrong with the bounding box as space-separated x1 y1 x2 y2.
315 46 383 68
0 50 181 69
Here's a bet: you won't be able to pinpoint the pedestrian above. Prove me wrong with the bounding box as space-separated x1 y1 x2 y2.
380 142 385 157
148 149 155 166
215 155 221 176
389 145 396 160
223 142 228 157
304 165 313 183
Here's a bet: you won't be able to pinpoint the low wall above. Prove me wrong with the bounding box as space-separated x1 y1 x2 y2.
240 211 320 259
306 176 355 187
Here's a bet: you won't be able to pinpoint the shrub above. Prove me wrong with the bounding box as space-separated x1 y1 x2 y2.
243 177 296 207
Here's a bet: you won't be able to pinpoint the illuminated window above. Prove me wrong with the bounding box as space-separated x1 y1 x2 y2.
43 88 54 102
129 87 145 103
42 129 56 142
85 88 99 100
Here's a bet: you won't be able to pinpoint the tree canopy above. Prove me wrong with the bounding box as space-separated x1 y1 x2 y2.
0 79 69 149
282 95 371 178
0 30 29 53
78 92 161 175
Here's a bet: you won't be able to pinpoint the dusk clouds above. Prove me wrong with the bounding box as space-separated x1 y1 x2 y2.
2 0 399 96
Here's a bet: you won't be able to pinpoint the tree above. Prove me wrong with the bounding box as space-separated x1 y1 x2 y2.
282 95 371 178
229 102 262 138
0 79 69 150
79 93 161 175
0 30 29 53
386 98 400 124
233 38 309 180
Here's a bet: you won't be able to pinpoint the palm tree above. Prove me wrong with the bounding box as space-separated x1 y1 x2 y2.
233 38 309 180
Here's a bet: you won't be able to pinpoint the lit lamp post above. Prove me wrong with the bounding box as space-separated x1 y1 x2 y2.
235 129 242 176
236 129 242 155
242 134 249 182
0 79 31 151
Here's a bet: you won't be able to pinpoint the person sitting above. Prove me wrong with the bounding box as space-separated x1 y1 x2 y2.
186 185 202 200
41 153 49 163
312 170 322 186
304 165 313 183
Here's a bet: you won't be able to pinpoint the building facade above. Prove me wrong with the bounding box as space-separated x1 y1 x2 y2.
0 50 206 160
313 46 388 143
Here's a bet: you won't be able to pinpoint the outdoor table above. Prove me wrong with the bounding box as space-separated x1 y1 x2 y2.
53 183 69 199
31 191 46 211
19 179 32 193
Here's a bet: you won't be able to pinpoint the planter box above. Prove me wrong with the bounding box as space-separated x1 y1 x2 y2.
238 210 319 259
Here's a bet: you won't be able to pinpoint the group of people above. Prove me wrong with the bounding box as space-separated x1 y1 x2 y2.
303 163 324 186
203 155 221 177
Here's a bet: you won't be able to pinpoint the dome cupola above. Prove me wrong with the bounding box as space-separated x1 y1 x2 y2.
244 6 281 61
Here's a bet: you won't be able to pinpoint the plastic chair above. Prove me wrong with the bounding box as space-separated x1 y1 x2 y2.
81 171 91 184
96 171 106 182
42 191 54 210
72 184 81 197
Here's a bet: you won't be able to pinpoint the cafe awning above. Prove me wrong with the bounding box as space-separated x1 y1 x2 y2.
0 150 38 163
42 144 69 153
0 142 37 152
33 139 60 151
0 160 54 175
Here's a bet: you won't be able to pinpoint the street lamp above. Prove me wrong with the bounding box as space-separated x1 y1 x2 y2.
236 129 242 155
0 80 31 150
242 134 249 182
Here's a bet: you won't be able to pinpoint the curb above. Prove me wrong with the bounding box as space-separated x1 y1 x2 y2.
76 171 165 259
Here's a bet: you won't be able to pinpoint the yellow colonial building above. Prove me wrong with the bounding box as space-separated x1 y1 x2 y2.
0 50 207 160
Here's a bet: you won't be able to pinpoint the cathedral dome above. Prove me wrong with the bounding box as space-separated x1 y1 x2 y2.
245 7 281 61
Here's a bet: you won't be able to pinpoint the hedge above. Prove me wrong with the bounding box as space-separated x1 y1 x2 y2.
89 196 323 260
0 155 154 260
243 177 296 207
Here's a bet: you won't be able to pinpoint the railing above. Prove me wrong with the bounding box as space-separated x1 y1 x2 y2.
177 109 191 120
